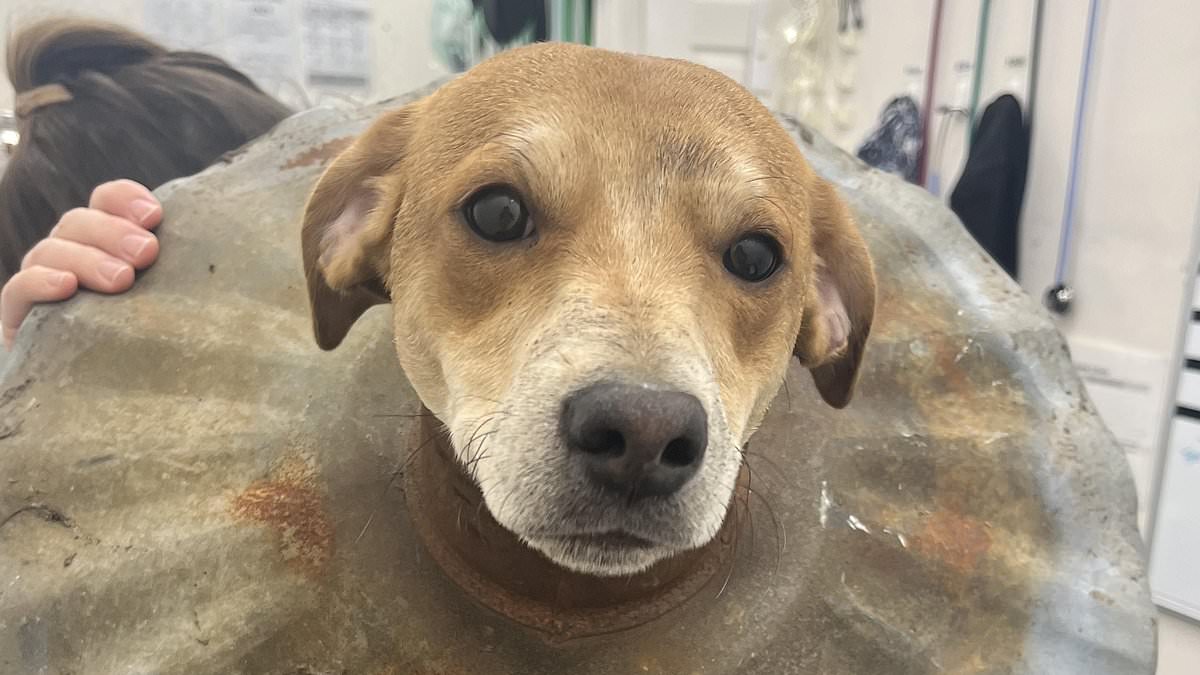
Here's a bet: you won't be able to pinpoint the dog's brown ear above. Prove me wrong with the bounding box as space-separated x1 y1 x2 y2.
301 105 417 350
793 178 877 408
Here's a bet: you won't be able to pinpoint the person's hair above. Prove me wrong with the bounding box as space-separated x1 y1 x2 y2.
0 18 292 281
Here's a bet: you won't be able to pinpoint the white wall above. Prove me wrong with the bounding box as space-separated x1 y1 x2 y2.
1024 0 1200 353
0 0 447 110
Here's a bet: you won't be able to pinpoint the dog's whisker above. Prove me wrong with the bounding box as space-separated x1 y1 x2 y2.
724 468 753 578
735 457 785 568
460 413 502 483
355 430 440 547
721 466 771 594
747 485 786 569
458 416 493 459
465 448 494 483
462 420 490 455
741 466 758 563
493 480 521 527
716 500 742 599
473 477 492 525
743 449 791 488
353 512 375 544
742 477 789 545
399 430 442 474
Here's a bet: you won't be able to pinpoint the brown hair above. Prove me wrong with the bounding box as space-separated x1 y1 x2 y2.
0 19 292 281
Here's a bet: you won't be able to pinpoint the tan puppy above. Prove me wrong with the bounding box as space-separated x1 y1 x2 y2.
301 43 875 577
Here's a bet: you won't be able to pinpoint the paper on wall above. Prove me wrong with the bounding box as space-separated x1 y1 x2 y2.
144 0 224 51
302 0 372 98
146 0 308 107
226 0 305 100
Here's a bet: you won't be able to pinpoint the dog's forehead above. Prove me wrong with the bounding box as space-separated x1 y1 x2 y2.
472 115 759 183
424 43 788 168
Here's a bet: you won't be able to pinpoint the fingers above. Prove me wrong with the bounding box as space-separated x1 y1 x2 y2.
88 179 162 230
1 179 160 349
51 207 160 270
1 266 79 349
21 238 136 294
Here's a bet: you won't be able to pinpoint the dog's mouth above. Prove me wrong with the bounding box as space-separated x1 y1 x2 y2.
551 530 658 550
525 529 672 575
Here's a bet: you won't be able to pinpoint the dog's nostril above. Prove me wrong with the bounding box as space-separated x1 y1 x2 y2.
661 437 696 467
581 428 625 457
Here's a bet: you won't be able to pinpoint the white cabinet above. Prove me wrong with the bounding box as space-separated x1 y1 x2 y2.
1151 413 1200 620
1150 210 1200 621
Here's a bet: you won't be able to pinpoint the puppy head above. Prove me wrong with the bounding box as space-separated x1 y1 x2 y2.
301 44 875 576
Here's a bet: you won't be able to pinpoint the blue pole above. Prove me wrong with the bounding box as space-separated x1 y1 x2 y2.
1053 0 1103 286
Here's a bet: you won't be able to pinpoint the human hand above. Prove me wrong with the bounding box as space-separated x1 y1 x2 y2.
1 179 161 349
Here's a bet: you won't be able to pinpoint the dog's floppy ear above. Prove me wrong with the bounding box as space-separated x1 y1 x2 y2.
301 105 417 350
793 178 877 408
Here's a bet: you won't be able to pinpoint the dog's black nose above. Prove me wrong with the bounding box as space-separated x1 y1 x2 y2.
563 382 708 499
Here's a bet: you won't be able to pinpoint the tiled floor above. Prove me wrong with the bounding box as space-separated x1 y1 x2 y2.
1158 610 1200 674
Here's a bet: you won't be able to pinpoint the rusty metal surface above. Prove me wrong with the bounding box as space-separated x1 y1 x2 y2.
0 88 1155 674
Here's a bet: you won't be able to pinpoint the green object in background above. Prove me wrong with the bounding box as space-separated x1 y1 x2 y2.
582 0 593 45
564 0 574 42
967 0 992 150
434 0 592 73
431 0 478 72
550 0 592 45
432 0 537 72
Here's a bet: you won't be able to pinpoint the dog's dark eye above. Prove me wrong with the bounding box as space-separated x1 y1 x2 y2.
723 234 781 282
463 187 532 242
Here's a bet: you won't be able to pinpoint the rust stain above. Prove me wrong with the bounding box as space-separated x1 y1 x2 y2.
931 339 973 394
914 509 993 574
282 136 354 170
230 455 333 578
873 286 953 337
1090 589 1115 607
913 335 1028 441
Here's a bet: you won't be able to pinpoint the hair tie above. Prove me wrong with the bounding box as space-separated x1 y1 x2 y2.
14 83 73 119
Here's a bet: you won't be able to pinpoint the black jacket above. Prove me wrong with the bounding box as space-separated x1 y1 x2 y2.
950 94 1029 277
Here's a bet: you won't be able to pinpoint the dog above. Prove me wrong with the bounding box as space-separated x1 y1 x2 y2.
300 43 875 577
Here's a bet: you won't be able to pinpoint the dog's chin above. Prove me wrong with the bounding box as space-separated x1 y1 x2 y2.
523 533 681 577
